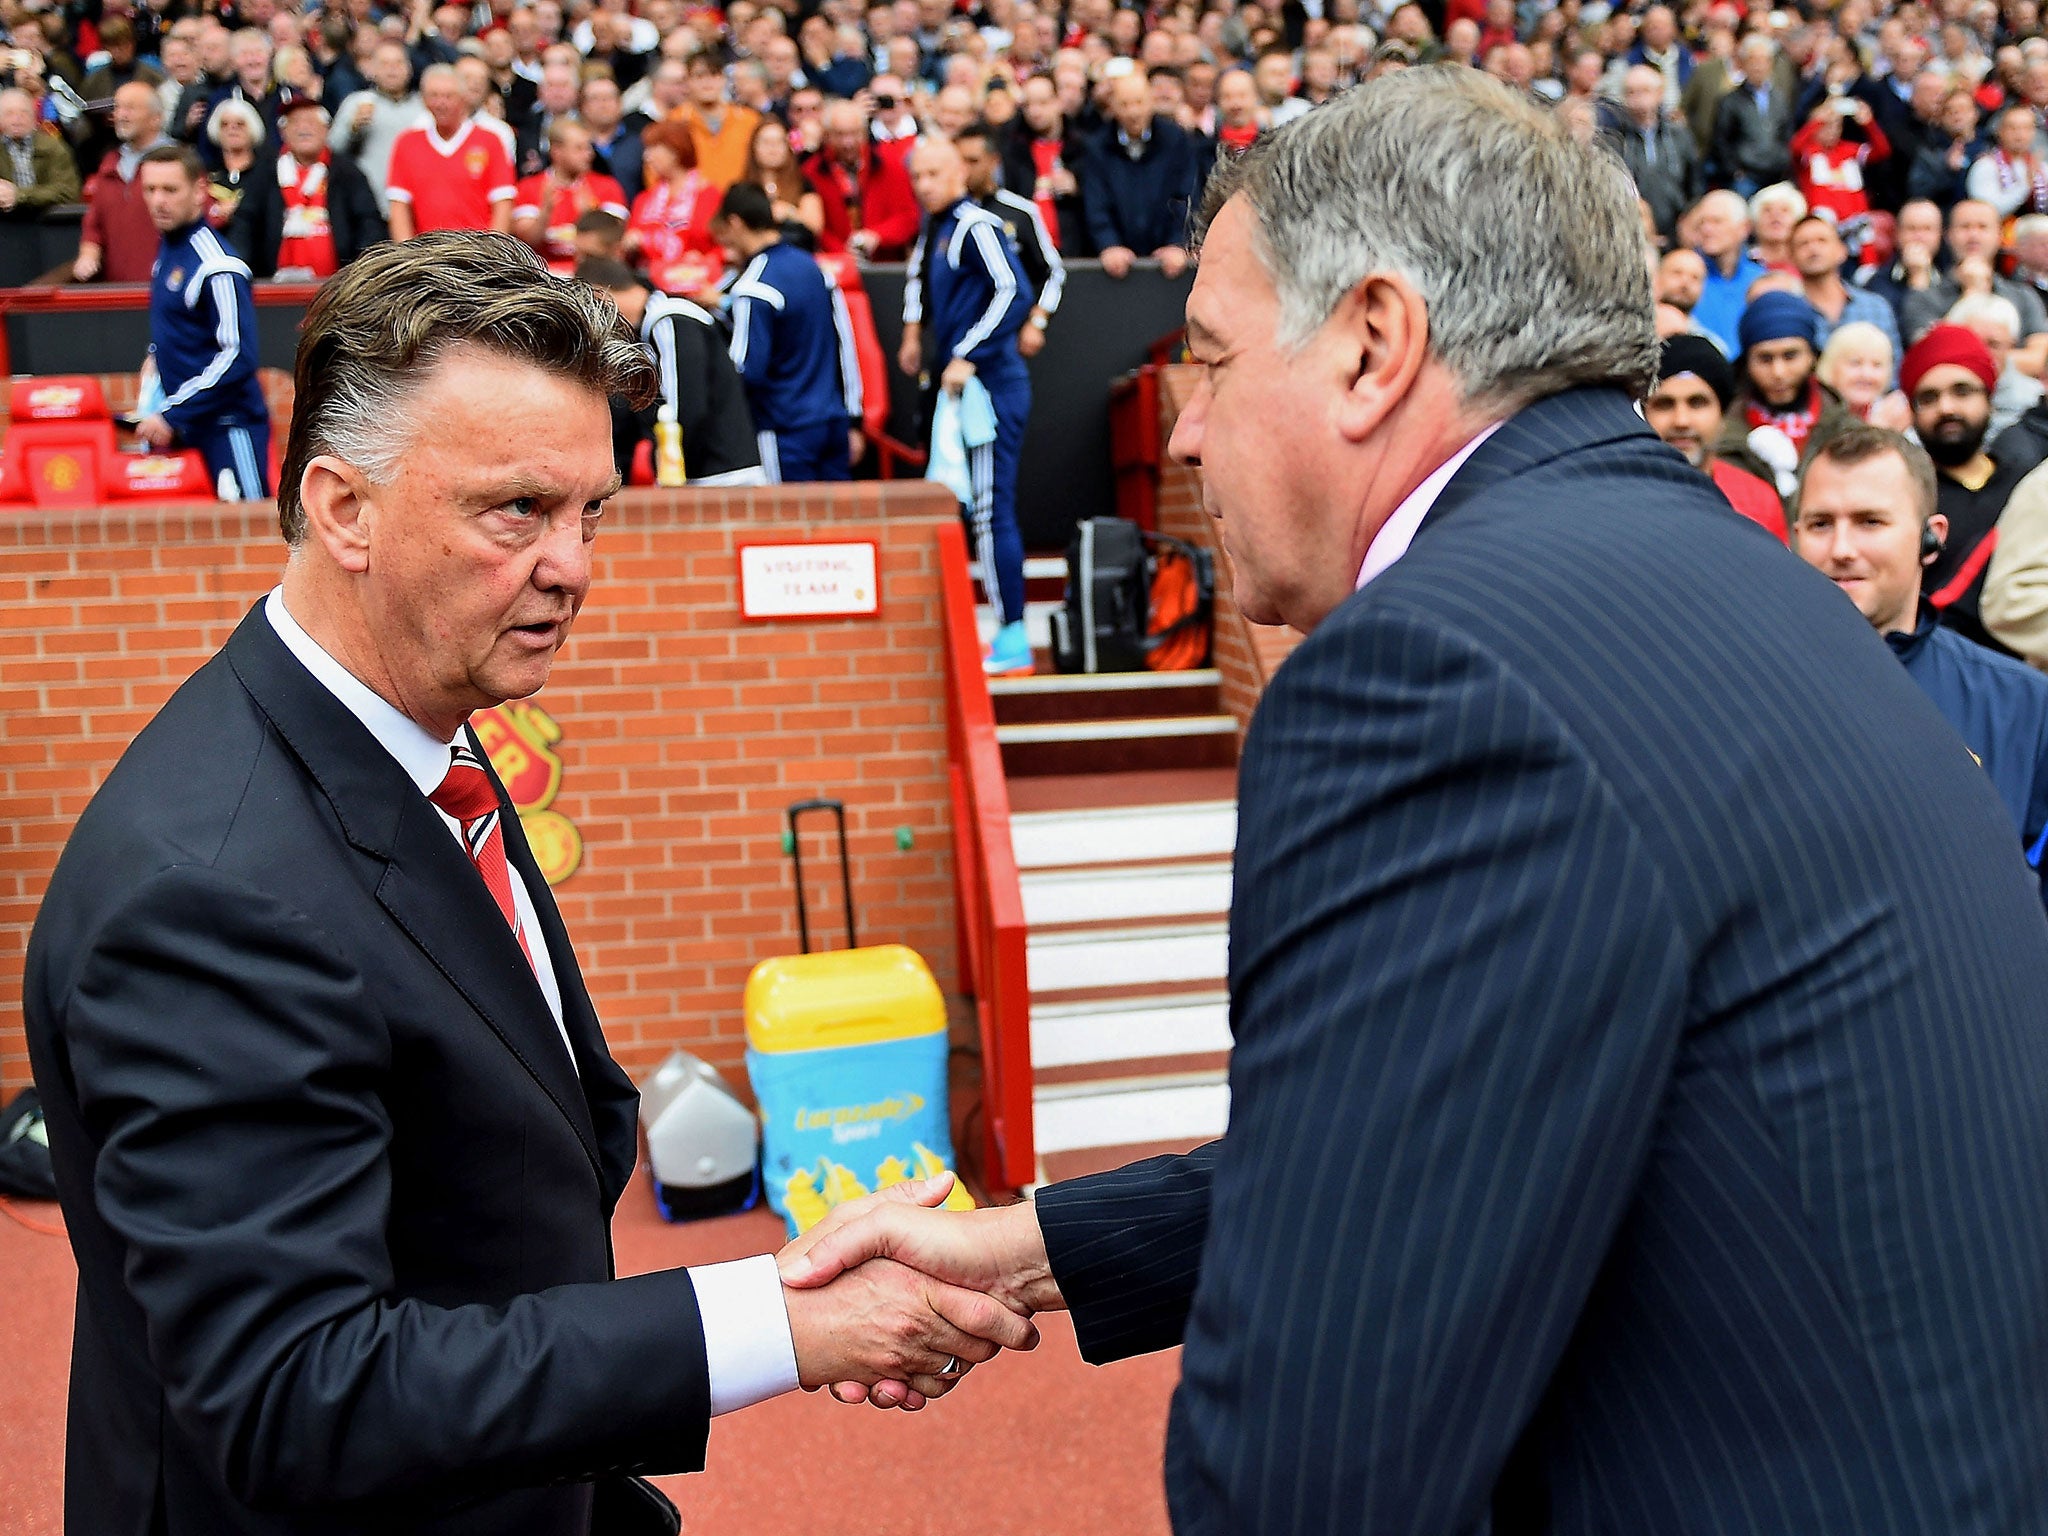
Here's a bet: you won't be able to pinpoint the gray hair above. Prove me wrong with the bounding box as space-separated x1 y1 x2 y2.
205 97 266 147
277 232 653 545
1948 290 2022 340
1192 66 1658 412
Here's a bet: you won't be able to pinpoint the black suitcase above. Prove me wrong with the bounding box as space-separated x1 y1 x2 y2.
1050 516 1151 673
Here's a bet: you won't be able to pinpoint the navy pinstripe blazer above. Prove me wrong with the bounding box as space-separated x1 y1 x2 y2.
1035 387 2048 1535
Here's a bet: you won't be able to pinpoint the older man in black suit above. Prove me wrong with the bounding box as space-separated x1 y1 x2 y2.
787 67 2048 1535
24 232 1033 1536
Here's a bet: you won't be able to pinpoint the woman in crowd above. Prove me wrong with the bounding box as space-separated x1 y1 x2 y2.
623 119 724 297
741 115 824 248
1818 320 1912 430
205 100 264 229
1749 182 1809 270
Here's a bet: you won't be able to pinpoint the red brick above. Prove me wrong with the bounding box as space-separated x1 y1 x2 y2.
0 484 965 1093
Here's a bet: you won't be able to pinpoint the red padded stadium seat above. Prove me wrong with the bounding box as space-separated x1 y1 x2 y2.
11 376 112 423
103 447 213 500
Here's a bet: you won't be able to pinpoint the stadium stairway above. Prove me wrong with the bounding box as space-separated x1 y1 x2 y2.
974 555 1236 1186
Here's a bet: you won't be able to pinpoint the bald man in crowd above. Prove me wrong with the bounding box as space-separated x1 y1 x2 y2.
1082 69 1202 278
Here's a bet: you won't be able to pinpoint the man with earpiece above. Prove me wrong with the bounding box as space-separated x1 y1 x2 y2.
1796 421 2048 909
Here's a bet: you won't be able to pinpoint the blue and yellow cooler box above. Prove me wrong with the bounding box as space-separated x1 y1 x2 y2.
744 944 976 1236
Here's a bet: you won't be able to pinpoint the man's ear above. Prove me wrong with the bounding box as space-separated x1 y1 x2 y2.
1925 510 1951 565
1328 271 1432 447
298 456 375 575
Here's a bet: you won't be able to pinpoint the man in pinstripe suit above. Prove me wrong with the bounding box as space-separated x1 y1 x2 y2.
786 66 2048 1535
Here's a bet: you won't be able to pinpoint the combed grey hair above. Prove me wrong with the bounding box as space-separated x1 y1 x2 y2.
1193 67 1658 413
1948 290 2022 340
277 232 653 545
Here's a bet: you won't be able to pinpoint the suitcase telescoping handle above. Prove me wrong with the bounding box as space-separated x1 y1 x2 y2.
785 798 857 954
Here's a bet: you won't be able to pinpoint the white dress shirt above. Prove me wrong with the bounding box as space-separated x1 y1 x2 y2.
264 589 798 1418
1354 422 1502 591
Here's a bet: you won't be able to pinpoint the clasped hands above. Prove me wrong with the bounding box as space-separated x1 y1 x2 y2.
775 1174 1062 1411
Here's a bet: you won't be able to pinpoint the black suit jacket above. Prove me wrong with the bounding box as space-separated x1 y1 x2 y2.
227 150 388 278
25 607 711 1535
1035 388 2048 1534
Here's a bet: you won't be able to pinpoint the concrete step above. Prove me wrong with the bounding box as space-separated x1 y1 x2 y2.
1010 798 1238 870
1005 766 1240 815
989 667 1223 726
1027 920 1229 999
997 713 1238 777
976 599 1062 654
971 554 1067 604
1030 993 1232 1075
1020 860 1232 929
1031 1074 1231 1184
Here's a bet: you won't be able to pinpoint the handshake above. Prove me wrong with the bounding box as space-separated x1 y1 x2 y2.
774 1174 1063 1410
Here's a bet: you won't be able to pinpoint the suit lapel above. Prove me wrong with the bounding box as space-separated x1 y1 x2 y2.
224 607 604 1177
376 787 603 1173
497 769 641 1199
1419 387 1659 537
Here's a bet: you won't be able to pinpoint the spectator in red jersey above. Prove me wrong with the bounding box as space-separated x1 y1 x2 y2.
805 96 919 259
1790 96 1891 227
74 81 177 282
228 99 386 279
515 119 629 272
1647 335 1792 541
385 63 515 238
623 118 723 295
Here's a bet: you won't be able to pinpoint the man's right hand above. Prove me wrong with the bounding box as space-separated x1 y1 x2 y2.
778 1176 1042 1408
897 320 920 377
1100 244 1135 278
782 1195 1063 1409
354 97 376 130
72 244 100 281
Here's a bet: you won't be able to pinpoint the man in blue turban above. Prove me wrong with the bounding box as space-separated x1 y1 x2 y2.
1716 286 1859 495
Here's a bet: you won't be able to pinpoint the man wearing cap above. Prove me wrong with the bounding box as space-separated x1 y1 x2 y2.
1904 321 2048 649
1647 334 1789 540
1795 423 2048 909
1714 288 1857 494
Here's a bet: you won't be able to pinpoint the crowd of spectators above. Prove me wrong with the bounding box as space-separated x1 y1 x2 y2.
10 0 2048 680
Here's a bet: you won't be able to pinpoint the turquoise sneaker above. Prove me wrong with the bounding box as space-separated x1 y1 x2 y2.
983 620 1034 677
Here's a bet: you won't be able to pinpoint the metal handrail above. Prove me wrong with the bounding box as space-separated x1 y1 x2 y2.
936 519 1034 1194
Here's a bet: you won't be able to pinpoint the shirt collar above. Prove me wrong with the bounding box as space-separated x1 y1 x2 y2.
264 587 458 797
1354 421 1502 591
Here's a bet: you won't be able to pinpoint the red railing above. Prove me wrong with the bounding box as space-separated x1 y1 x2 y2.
1106 325 1187 533
936 519 1034 1194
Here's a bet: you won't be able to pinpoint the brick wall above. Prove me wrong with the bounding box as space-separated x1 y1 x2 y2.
1153 364 1302 734
0 482 962 1096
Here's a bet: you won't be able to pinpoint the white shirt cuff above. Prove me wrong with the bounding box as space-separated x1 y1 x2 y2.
690 1254 799 1417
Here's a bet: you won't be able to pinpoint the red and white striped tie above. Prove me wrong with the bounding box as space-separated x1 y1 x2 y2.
430 744 534 968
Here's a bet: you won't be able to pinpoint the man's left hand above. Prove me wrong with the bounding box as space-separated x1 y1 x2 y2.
940 357 976 395
1155 245 1189 279
1018 321 1046 359
135 414 175 449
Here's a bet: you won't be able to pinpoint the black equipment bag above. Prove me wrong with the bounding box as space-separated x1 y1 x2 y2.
1050 516 1152 673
